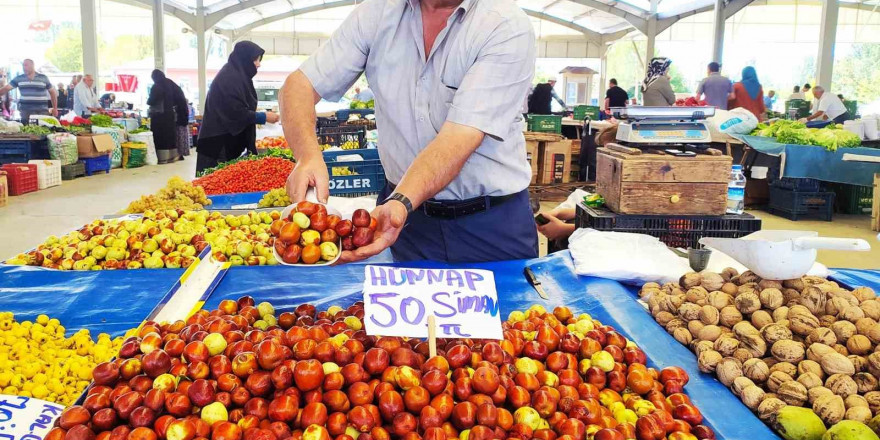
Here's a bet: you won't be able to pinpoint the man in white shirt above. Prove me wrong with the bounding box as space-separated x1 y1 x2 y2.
804 86 848 123
73 74 100 116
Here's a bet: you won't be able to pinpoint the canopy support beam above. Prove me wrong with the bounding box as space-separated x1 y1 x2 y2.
815 0 838 88
711 0 725 63
80 0 100 82
153 0 166 71
196 0 207 112
644 0 658 71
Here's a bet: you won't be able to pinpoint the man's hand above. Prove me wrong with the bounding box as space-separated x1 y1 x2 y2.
265 112 280 124
338 200 407 263
286 155 330 203
51 108 58 117
537 212 575 241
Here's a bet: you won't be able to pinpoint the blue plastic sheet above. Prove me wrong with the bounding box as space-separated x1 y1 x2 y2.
208 191 268 209
204 251 778 439
832 269 880 292
0 265 184 337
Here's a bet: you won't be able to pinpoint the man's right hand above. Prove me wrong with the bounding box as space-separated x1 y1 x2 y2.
286 155 330 204
265 112 280 124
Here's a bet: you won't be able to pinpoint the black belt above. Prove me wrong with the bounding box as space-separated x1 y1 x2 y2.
387 183 518 219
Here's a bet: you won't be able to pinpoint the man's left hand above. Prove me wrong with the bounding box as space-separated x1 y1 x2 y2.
51 108 58 117
338 200 408 263
537 212 574 241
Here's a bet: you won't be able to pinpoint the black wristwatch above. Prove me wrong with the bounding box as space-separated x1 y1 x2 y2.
385 192 414 214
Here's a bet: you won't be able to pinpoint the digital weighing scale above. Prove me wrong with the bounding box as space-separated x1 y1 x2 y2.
612 106 716 145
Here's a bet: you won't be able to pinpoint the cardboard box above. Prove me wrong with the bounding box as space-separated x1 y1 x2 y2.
525 140 539 185
537 140 571 185
76 134 115 158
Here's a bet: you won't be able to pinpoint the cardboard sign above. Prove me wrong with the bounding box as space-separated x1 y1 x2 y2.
362 266 503 340
0 395 65 440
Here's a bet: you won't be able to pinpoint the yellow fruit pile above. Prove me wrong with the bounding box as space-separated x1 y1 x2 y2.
258 188 291 208
0 312 125 405
331 166 358 176
126 176 212 213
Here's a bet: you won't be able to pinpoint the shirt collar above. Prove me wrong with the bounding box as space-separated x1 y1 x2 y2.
405 0 475 21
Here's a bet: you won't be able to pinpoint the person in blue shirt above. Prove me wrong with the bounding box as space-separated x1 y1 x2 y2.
353 86 374 102
763 90 776 111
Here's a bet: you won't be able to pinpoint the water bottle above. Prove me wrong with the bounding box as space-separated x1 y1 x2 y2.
727 164 746 215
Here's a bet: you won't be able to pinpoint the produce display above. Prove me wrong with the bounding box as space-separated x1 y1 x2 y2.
20 125 53 136
641 270 880 438
271 203 376 264
258 188 292 208
350 99 375 109
90 114 118 128
750 120 861 151
332 167 358 177
195 149 294 178
126 177 212 214
674 98 707 107
321 140 361 151
60 116 93 128
257 137 288 150
48 299 717 440
0 312 125 405
194 157 295 195
6 209 284 269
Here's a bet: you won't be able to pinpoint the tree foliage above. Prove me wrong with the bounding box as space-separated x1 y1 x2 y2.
45 28 83 72
833 43 880 105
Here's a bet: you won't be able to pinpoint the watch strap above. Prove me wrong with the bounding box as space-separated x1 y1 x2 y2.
385 192 414 214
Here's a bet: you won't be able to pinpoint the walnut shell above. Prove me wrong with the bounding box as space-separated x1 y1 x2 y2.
820 315 838 327
783 278 806 292
788 304 813 318
762 323 793 345
849 355 868 373
790 312 821 336
820 352 856 376
665 318 686 333
800 286 828 315
721 282 738 296
846 334 872 355
852 287 877 302
783 289 802 305
693 340 715 357
707 291 731 310
807 343 836 362
699 305 721 326
809 386 834 405
773 307 790 322
827 296 853 317
806 327 838 346
741 385 765 410
778 380 808 406
732 348 754 363
688 320 705 339
798 360 825 379
743 358 770 383
767 371 794 393
716 357 743 387
698 350 723 373
867 352 880 377
738 271 761 285
732 376 755 396
844 406 872 424
721 267 739 281
860 300 880 321
865 391 880 414
845 395 869 409
770 362 798 377
758 288 784 310
673 327 693 345
833 344 850 356
771 340 805 364
655 311 676 326
720 306 744 328
680 272 703 289
686 287 709 305
859 319 880 339
679 302 701 321
736 292 762 315
813 394 846 426
714 336 740 357
854 372 879 394
831 320 857 342
733 321 760 337
826 374 859 397
700 272 725 293
797 372 824 390
751 310 774 330
739 333 768 358
757 397 786 422
698 325 722 342
841 306 866 323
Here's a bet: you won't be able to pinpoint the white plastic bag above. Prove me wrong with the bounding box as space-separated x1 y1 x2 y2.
129 132 158 166
60 111 78 123
715 107 759 135
0 119 22 133
568 229 692 285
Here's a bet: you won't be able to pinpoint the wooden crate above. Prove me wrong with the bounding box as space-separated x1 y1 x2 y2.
596 146 732 215
537 140 571 185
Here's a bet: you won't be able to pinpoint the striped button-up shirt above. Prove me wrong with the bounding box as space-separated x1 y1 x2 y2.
300 0 536 200
10 73 52 111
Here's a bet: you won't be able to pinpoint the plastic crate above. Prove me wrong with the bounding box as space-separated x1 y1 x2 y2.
769 177 821 192
768 186 835 221
844 100 858 118
829 183 873 214
335 108 374 121
323 149 385 197
318 130 366 150
0 137 50 164
0 171 7 208
575 203 762 249
79 155 111 176
785 99 811 118
28 159 62 189
61 162 86 180
1 164 38 196
527 114 563 133
573 105 600 121
316 117 341 129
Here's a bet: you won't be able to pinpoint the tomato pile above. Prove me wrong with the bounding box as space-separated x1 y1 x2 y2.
257 137 289 149
193 158 294 195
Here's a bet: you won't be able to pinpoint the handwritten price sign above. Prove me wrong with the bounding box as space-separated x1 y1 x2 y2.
362 266 503 340
0 395 64 440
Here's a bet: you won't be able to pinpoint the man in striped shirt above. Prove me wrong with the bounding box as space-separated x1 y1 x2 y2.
0 59 58 124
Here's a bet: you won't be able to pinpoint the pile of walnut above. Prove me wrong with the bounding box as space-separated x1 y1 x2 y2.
639 269 880 428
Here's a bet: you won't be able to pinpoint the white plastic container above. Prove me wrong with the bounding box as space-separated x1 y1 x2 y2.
727 164 746 214
862 117 879 140
28 159 62 190
843 120 865 140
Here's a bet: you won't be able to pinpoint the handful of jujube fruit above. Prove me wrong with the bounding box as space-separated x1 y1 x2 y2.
270 201 376 265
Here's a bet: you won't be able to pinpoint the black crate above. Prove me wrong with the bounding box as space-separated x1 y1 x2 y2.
61 162 85 180
0 137 49 165
316 117 341 129
768 186 835 221
317 130 366 150
575 203 762 249
770 177 822 192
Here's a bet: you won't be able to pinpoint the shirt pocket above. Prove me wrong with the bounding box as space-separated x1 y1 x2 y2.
428 84 456 133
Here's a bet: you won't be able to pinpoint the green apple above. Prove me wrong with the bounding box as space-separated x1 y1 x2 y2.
239 214 251 226
229 255 244 266
180 245 196 257
201 401 228 425
226 215 241 228
73 260 91 271
253 320 269 331
292 212 310 229
127 261 143 269
144 256 165 269
45 235 59 246
143 239 159 253
164 256 182 269
257 301 275 318
84 256 97 266
203 333 227 356
116 230 130 241
236 242 254 259
266 255 278 265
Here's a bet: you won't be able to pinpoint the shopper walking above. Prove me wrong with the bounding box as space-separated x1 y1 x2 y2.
641 57 676 106
147 70 180 163
0 59 57 124
528 79 565 114
280 0 538 263
804 86 849 123
604 78 628 112
196 41 279 173
56 84 69 112
729 66 766 121
695 62 733 109
73 74 101 117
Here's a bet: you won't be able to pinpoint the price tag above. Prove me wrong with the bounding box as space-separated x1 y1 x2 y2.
362 266 503 340
0 395 65 440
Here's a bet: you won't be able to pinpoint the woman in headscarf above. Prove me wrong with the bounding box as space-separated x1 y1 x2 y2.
641 57 676 106
148 69 180 163
196 41 279 173
729 66 766 121
168 80 191 158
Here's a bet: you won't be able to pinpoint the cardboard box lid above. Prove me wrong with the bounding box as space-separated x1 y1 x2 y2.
77 134 116 153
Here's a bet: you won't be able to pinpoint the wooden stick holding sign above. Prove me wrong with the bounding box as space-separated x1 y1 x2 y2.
427 315 437 358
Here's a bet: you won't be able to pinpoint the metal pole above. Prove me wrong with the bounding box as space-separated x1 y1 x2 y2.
80 0 99 80
196 0 207 113
644 0 659 71
815 0 839 88
711 0 725 63
599 53 608 110
152 0 166 71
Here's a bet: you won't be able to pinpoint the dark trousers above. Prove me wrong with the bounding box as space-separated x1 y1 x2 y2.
378 184 538 263
20 108 48 125
833 113 849 123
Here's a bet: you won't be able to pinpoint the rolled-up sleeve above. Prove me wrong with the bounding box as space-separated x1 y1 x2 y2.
299 0 382 101
445 15 536 141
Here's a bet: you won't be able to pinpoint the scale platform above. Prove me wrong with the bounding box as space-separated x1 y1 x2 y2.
613 106 715 144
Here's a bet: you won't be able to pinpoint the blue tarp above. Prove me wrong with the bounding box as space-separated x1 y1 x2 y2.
204 252 780 440
0 265 184 337
208 191 268 209
832 268 880 292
